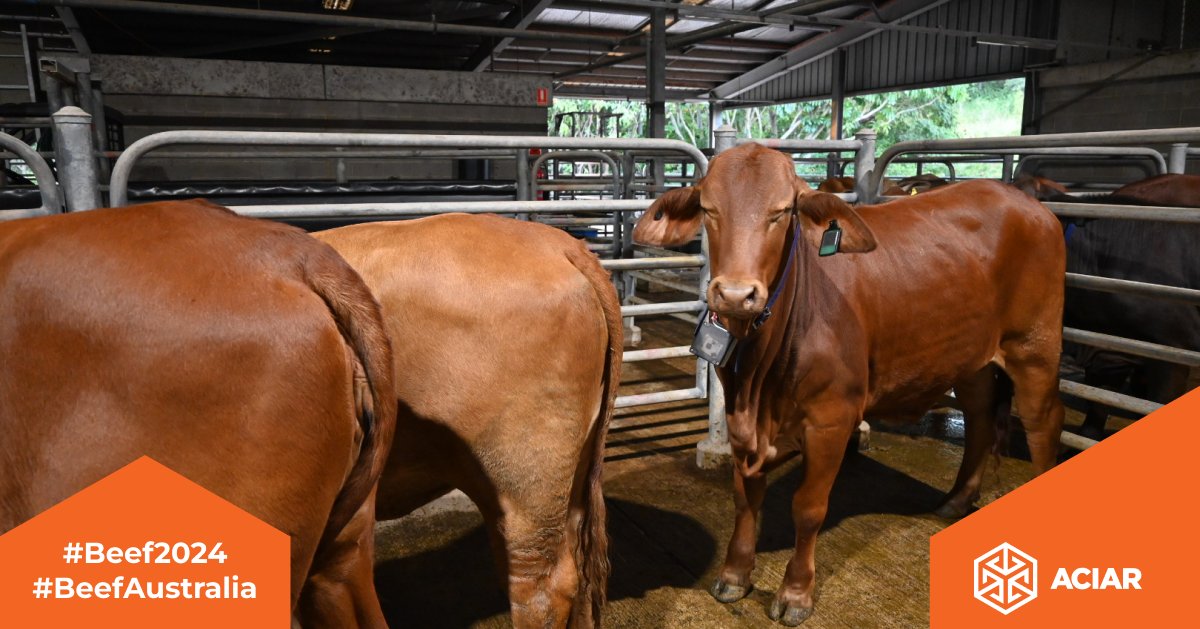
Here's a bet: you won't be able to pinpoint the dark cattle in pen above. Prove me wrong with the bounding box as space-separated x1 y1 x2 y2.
0 200 396 628
635 143 1065 626
316 214 619 629
1012 173 1200 439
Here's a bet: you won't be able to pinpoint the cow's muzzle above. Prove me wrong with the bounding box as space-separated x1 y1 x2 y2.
708 277 768 318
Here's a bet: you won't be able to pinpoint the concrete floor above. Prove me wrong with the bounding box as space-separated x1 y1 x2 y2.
373 315 1084 629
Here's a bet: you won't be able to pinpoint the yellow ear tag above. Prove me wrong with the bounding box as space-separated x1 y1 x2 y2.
909 188 918 196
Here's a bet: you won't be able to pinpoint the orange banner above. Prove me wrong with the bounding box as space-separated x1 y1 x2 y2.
931 388 1200 627
0 457 289 628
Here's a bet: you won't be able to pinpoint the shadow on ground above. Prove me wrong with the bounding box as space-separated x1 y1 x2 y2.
375 498 715 629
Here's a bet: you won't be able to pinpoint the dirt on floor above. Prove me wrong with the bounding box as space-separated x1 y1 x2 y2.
373 315 1094 629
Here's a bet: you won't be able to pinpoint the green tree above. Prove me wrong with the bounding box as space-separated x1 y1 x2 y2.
548 78 1024 178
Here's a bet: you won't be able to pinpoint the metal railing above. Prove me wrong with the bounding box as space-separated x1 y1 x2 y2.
38 120 1200 460
106 130 715 415
0 129 61 219
110 131 708 206
872 127 1200 201
737 131 876 205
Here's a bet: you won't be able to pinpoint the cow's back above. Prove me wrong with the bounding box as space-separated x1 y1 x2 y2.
816 180 1065 415
316 214 612 516
1113 174 1200 207
0 201 393 607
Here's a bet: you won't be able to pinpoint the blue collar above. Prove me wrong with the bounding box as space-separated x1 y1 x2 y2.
750 217 801 332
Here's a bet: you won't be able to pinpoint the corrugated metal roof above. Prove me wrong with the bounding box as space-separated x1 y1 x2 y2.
737 0 1039 103
46 0 1087 103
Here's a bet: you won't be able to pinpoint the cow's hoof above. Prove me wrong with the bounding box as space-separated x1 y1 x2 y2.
768 598 813 626
933 501 970 520
710 578 750 603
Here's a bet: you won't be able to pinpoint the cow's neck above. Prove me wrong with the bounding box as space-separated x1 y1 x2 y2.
722 228 814 470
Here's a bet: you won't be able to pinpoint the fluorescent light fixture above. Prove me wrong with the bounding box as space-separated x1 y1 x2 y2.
322 0 354 11
974 35 1057 51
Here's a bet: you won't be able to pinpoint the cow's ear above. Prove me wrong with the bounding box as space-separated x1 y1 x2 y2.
794 190 877 254
633 186 702 247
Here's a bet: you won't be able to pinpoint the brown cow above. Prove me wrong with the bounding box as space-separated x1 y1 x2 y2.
0 200 396 628
1113 173 1200 207
1012 172 1200 208
634 143 1065 625
816 176 856 193
1010 173 1070 200
315 214 619 629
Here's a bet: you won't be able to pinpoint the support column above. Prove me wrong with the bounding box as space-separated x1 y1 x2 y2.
713 124 737 154
708 101 724 149
52 106 101 211
853 128 876 204
696 123 736 469
647 7 667 189
90 81 110 183
829 49 847 179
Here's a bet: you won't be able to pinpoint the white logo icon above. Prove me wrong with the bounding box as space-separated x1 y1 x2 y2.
974 542 1038 615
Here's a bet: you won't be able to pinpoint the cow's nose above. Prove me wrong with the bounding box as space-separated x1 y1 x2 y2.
709 278 768 317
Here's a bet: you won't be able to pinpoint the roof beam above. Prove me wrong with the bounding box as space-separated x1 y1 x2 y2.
54 6 89 54
710 0 950 100
466 0 556 72
554 0 839 80
555 83 703 99
173 26 376 58
27 0 619 46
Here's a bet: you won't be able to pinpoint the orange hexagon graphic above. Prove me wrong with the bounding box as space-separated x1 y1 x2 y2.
0 456 289 627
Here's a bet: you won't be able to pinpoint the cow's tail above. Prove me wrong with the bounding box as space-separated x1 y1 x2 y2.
564 244 621 628
302 245 397 547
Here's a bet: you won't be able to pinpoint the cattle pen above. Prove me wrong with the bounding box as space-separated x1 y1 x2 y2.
1 2 1198 628
37 123 1197 459
6 119 1200 623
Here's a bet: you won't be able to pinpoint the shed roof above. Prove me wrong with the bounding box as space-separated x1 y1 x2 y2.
0 1 1172 106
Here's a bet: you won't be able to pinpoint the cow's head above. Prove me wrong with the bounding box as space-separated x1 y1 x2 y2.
1011 173 1069 201
633 143 876 336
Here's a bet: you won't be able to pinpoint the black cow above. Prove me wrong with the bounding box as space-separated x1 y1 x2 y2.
1013 174 1200 439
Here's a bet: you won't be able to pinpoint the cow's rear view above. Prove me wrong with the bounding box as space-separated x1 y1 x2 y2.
317 214 620 629
0 200 396 628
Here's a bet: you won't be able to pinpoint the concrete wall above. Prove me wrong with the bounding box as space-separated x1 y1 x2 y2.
1022 1 1200 182
88 55 553 182
1027 48 1200 181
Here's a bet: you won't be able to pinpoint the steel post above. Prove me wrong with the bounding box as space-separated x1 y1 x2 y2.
714 124 737 154
1167 143 1188 174
853 129 876 203
51 106 100 211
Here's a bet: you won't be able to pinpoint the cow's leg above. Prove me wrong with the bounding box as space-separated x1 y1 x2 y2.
936 366 1001 519
296 496 388 629
490 506 580 629
1080 362 1128 440
1005 357 1065 474
1137 360 1189 405
711 467 767 603
770 415 855 626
